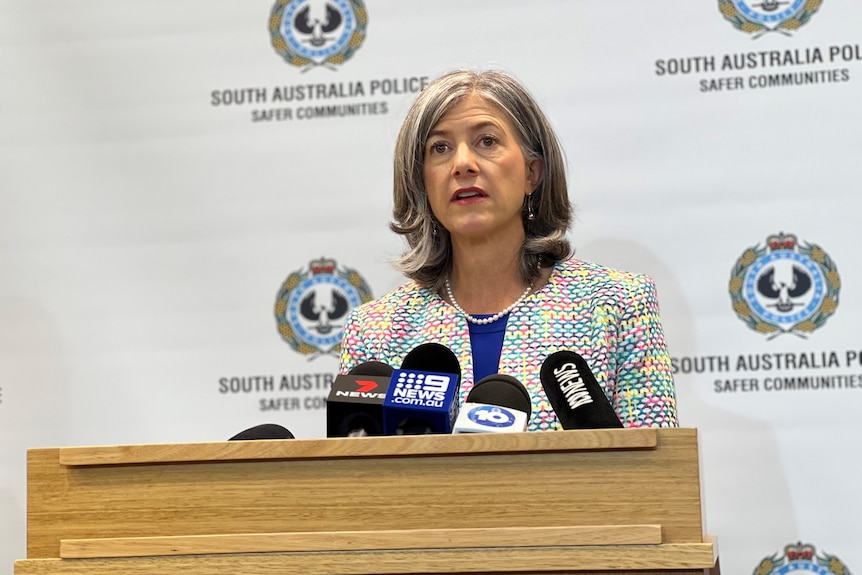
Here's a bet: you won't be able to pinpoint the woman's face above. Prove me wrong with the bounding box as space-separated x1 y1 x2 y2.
422 93 542 245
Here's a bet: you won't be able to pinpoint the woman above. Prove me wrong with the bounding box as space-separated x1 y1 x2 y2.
340 69 677 430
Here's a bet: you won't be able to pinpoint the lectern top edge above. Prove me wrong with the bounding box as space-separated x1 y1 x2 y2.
53 427 666 467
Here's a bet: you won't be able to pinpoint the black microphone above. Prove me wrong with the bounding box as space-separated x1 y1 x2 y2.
326 361 394 437
453 374 532 433
382 343 461 435
539 350 623 429
229 423 295 440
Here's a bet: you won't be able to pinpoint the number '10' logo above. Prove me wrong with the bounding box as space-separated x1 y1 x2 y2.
467 405 516 428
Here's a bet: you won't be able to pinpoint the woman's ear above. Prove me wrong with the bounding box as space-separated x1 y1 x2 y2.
527 158 544 193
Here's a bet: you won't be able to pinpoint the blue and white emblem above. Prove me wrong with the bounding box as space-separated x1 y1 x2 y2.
269 0 368 70
729 233 839 338
751 542 852 575
718 0 822 37
274 258 373 357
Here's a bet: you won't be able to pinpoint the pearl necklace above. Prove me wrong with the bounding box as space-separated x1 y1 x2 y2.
444 278 533 325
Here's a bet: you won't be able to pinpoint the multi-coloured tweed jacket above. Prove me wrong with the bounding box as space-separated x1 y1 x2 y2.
339 258 678 430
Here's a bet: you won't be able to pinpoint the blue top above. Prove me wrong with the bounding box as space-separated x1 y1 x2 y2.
467 314 508 383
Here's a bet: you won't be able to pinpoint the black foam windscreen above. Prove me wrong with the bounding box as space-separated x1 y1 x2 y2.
349 360 394 377
467 374 532 417
400 342 461 380
539 350 623 429
229 423 295 441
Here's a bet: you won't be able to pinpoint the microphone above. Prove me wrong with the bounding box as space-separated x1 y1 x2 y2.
539 350 623 429
382 343 461 435
326 361 394 438
453 374 532 434
229 423 295 440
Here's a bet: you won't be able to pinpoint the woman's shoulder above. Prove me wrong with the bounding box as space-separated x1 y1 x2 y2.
350 280 436 319
557 257 653 283
553 258 657 300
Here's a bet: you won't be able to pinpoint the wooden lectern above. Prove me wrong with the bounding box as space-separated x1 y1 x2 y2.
15 428 719 575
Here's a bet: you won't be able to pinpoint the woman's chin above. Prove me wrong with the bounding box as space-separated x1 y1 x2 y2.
448 221 525 245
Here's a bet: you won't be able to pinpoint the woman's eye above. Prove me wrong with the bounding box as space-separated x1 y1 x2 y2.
430 143 448 154
480 136 496 147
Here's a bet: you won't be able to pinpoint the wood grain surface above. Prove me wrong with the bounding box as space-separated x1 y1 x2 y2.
60 524 663 558
21 428 718 574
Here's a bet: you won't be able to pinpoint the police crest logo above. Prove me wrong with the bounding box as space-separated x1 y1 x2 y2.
269 0 368 70
752 541 852 575
728 232 840 338
274 257 373 357
718 0 822 37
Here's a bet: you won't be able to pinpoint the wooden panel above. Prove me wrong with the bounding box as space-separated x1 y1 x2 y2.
27 429 705 561
58 428 658 466
60 524 663 558
17 542 718 575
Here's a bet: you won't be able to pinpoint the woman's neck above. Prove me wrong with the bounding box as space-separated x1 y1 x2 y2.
446 236 528 315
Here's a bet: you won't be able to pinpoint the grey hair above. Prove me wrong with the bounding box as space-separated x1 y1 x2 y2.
390 69 572 292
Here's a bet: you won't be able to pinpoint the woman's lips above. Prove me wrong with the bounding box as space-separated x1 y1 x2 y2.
451 187 487 203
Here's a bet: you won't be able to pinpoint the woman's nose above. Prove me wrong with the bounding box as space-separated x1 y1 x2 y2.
451 143 478 177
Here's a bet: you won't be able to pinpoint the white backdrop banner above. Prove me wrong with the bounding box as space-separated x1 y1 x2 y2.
1 1 860 574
